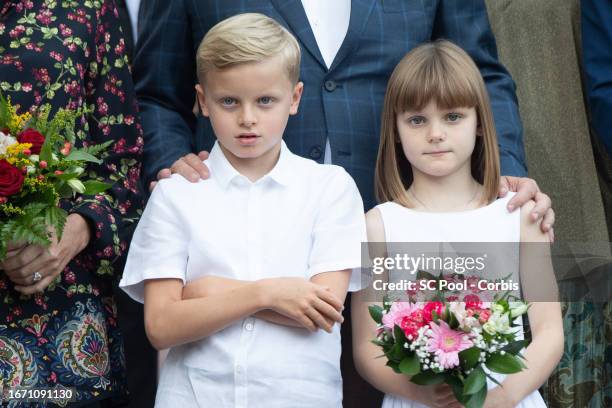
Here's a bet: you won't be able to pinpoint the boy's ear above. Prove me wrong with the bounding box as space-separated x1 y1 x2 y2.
289 81 304 115
195 84 210 117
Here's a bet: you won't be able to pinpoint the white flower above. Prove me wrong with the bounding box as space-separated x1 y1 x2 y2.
0 131 17 155
483 312 512 335
491 304 505 314
509 302 528 318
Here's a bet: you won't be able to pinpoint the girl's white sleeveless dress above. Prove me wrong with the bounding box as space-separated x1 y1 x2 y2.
376 193 547 408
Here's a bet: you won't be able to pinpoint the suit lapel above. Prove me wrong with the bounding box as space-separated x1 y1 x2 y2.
329 0 376 71
271 0 327 70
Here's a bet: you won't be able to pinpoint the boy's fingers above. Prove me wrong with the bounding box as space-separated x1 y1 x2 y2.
298 314 317 332
314 298 344 323
316 288 343 311
305 307 332 333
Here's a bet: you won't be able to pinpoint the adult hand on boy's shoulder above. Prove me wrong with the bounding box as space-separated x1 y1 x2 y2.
498 176 555 242
149 151 211 191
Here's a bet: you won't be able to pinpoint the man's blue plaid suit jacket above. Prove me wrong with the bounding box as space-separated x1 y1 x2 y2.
134 0 526 209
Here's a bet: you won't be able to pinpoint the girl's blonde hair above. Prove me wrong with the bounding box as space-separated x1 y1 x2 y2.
196 13 301 85
375 40 500 208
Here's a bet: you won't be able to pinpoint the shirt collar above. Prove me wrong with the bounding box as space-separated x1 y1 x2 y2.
207 140 294 189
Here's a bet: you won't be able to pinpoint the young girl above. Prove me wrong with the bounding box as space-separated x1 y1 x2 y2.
351 41 563 408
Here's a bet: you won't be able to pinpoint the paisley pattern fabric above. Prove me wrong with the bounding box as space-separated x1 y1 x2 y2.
0 0 144 405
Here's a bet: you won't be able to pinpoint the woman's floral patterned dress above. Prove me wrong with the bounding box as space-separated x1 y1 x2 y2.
0 0 144 405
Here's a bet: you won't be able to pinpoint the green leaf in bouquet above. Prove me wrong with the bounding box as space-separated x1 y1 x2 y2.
431 310 440 323
81 139 113 157
485 353 524 374
371 340 387 349
39 138 53 163
0 91 10 128
485 372 503 387
444 374 467 405
459 346 481 370
463 366 486 395
416 269 438 281
82 180 111 195
410 370 446 386
368 304 384 324
447 306 460 329
502 339 527 355
55 180 75 198
393 325 407 344
387 339 405 363
43 206 67 241
399 353 420 376
67 179 86 194
464 380 487 408
386 360 401 374
65 150 103 164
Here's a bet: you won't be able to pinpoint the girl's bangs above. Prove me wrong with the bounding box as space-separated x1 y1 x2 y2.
394 56 479 113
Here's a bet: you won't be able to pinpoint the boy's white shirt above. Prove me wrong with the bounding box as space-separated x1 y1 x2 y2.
120 140 366 407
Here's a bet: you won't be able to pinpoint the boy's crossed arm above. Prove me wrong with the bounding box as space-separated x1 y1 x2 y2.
144 273 347 350
181 271 350 332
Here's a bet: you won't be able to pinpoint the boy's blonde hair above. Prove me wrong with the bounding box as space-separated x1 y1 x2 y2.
196 13 301 84
375 40 501 208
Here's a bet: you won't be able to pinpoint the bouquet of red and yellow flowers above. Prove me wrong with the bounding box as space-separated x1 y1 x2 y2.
0 92 110 260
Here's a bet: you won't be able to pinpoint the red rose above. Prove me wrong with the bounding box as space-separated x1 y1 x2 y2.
0 159 25 196
17 128 45 154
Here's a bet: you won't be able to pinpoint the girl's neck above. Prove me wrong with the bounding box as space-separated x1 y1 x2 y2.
408 169 485 212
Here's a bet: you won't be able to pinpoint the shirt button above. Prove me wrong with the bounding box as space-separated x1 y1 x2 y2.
236 365 242 374
324 80 337 92
309 145 323 159
245 322 254 331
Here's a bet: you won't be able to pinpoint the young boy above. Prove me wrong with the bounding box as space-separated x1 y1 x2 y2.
119 13 366 407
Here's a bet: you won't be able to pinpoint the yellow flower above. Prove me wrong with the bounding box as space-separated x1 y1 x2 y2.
2 96 32 135
5 142 32 156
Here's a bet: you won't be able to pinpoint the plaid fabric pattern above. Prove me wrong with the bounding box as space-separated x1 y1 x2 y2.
134 0 526 209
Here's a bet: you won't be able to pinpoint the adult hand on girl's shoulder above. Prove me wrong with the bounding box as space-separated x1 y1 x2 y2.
482 385 516 408
150 151 210 191
498 176 555 242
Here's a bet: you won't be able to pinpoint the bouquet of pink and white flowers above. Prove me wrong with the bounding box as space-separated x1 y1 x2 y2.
369 290 529 408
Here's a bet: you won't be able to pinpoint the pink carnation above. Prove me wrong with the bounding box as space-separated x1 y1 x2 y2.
382 302 418 330
400 309 426 338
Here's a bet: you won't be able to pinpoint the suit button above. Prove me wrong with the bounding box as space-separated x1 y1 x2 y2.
324 80 337 92
309 145 323 159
